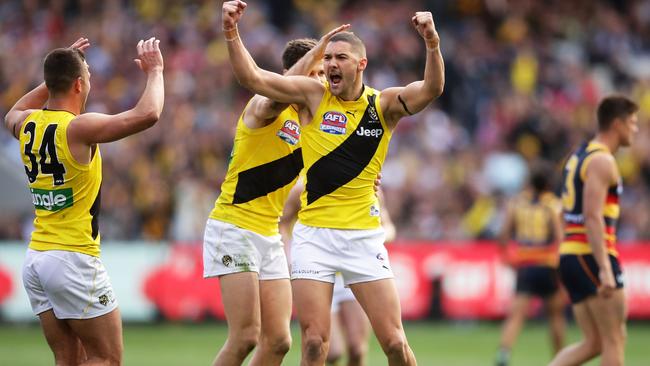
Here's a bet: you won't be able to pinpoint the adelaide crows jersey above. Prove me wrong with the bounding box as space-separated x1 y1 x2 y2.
560 141 621 257
511 190 560 267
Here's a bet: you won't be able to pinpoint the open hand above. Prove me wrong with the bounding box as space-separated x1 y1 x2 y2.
134 37 164 73
68 37 90 52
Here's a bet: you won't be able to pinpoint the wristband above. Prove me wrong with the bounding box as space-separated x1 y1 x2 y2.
223 26 239 42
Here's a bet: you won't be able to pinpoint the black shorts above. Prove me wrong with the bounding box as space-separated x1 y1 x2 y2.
515 265 560 298
558 254 624 304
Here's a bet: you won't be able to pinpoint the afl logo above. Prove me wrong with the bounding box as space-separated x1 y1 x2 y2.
277 120 300 145
320 111 347 135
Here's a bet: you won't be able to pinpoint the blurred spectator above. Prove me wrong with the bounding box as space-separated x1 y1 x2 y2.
1 0 649 243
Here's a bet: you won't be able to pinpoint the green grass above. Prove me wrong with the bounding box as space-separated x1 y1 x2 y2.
1 321 648 365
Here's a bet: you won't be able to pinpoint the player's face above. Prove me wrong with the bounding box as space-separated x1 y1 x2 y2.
323 41 363 96
618 113 639 147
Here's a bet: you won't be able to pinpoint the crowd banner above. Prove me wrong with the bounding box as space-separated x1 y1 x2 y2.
1 241 650 321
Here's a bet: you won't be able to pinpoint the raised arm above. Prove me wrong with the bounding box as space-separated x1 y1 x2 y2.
68 37 164 145
4 38 90 139
583 153 618 297
380 11 444 128
222 1 324 109
244 24 350 127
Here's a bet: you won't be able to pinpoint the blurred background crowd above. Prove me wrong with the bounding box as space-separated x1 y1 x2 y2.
1 0 649 243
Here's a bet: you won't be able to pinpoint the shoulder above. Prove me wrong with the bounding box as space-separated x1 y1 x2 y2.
6 109 37 138
584 152 617 183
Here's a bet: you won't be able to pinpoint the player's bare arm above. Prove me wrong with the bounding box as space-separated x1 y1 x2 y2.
380 11 444 128
222 0 326 114
583 152 618 297
244 24 350 128
67 37 164 151
4 37 91 139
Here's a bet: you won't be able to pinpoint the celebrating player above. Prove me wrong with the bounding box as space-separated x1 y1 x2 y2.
222 1 444 364
4 37 164 365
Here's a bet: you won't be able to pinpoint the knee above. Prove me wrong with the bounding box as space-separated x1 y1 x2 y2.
232 325 261 355
583 338 601 358
347 342 368 362
326 349 342 364
304 334 328 360
264 334 292 356
382 334 408 359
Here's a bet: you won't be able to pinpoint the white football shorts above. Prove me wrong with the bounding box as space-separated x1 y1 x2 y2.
22 249 118 319
290 221 393 285
203 219 289 280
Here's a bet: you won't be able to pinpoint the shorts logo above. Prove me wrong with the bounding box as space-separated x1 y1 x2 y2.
376 253 384 261
31 187 73 212
99 294 109 306
222 255 233 267
98 290 114 306
320 111 347 135
277 120 300 145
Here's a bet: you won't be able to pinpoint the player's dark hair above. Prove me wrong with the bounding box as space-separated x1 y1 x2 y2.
44 48 86 96
597 95 638 131
329 31 366 57
282 38 318 70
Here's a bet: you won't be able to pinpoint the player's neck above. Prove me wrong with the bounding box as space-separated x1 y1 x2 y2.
593 133 619 154
339 80 364 101
46 95 81 116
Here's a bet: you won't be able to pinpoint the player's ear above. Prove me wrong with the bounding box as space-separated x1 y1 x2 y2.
73 77 83 94
358 57 368 72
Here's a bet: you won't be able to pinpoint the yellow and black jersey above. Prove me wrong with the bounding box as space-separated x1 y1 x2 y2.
19 109 102 257
210 102 303 236
298 85 392 229
560 141 621 256
511 190 560 267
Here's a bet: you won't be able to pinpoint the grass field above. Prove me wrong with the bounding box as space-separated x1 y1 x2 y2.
1 321 648 365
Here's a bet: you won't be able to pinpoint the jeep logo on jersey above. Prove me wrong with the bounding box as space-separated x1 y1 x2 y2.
356 126 383 138
320 111 347 135
31 188 73 211
277 120 300 145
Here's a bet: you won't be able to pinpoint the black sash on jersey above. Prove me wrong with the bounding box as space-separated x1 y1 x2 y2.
232 148 303 204
306 94 384 205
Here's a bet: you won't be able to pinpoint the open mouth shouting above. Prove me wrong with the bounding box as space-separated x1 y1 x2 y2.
329 71 342 87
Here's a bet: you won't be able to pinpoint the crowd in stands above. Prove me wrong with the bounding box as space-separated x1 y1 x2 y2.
1 0 649 242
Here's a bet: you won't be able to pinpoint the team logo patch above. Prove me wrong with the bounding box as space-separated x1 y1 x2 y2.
222 255 233 267
320 111 347 135
99 294 109 306
368 105 379 122
98 290 114 306
370 204 380 217
277 120 300 145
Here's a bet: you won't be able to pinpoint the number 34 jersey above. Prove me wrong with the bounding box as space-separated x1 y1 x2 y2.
19 110 102 257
